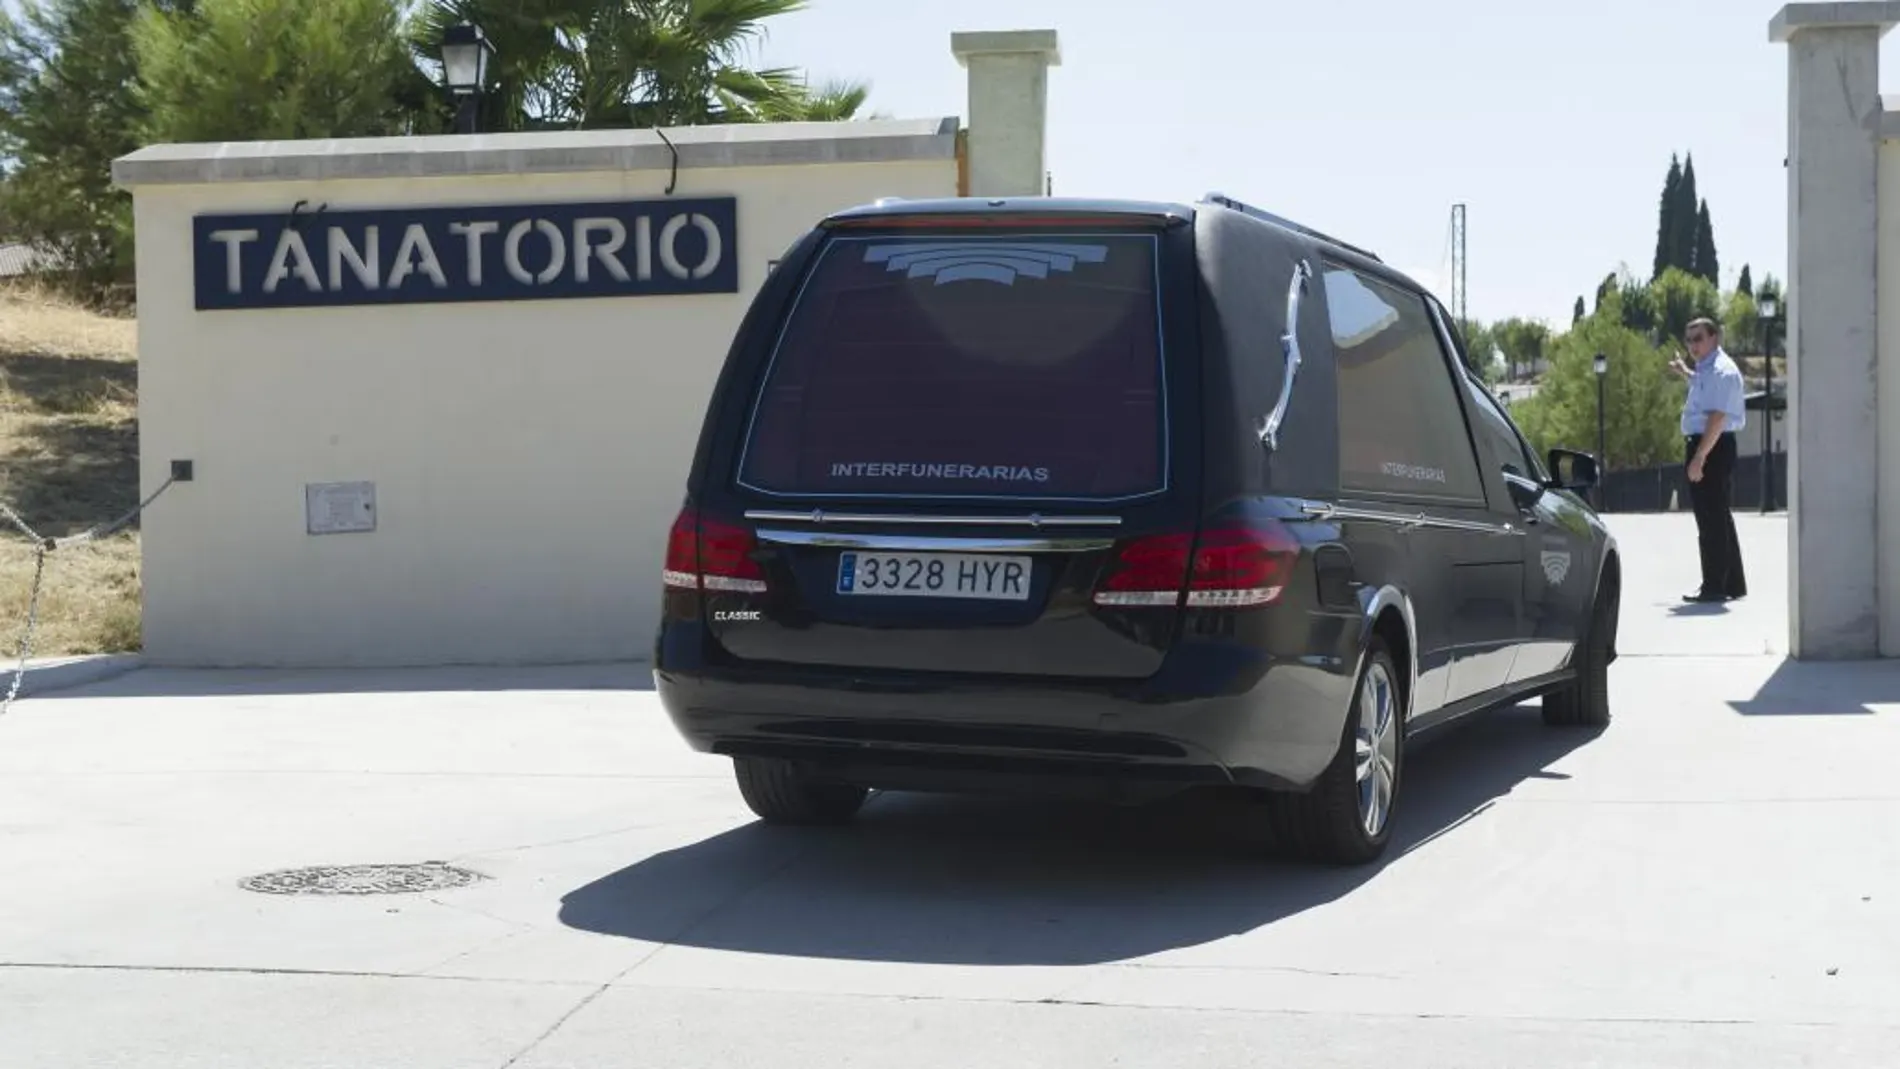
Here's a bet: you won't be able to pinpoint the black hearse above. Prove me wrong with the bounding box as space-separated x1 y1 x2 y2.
653 193 1620 865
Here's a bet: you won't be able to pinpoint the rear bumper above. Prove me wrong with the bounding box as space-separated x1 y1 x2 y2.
653 652 1355 797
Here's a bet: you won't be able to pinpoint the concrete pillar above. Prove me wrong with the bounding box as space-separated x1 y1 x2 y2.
951 30 1060 197
1770 4 1900 659
1879 134 1900 656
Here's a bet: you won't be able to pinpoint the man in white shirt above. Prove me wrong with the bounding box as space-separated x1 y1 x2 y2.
1669 318 1748 603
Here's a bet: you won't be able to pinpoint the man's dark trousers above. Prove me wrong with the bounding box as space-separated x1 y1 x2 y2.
1686 431 1746 598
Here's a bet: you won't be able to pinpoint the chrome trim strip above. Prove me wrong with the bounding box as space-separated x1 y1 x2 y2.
1259 258 1314 451
1406 513 1518 534
1300 503 1418 527
1359 584 1423 721
1301 502 1519 536
743 510 1123 528
754 529 1114 553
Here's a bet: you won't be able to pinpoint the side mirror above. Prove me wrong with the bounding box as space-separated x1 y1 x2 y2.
1546 448 1600 491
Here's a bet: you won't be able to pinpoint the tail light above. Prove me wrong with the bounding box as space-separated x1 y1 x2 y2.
1182 523 1300 608
664 507 768 594
1092 533 1195 606
1092 519 1298 609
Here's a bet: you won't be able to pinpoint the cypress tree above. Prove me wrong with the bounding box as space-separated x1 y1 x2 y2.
1693 199 1718 285
1674 155 1699 274
1737 263 1752 299
1654 155 1682 280
1574 296 1586 324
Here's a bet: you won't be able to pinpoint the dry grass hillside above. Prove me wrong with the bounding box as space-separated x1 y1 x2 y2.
0 283 141 656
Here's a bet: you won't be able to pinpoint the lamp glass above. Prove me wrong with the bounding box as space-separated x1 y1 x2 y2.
443 41 484 91
1593 354 1608 376
440 24 491 92
1759 296 1779 320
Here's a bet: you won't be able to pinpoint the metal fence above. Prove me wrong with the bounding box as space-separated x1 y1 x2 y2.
1595 452 1787 513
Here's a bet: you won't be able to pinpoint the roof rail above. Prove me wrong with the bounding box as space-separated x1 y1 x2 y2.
1198 192 1383 263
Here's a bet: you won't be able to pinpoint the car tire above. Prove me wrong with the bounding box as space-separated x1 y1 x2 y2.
732 757 868 825
1543 579 1617 729
1265 636 1404 866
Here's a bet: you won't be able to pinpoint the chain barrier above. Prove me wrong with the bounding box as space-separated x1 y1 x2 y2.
0 475 177 717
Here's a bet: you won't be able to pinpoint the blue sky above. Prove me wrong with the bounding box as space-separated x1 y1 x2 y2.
0 0 1853 328
750 0 1825 329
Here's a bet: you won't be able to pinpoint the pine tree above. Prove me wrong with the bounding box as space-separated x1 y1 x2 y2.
134 0 429 143
1654 155 1682 280
1737 264 1753 299
1693 200 1718 286
0 0 148 294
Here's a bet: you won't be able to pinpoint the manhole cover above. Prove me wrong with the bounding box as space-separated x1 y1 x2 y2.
239 862 485 896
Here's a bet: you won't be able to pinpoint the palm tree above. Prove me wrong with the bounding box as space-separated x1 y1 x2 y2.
406 0 871 132
722 75 870 122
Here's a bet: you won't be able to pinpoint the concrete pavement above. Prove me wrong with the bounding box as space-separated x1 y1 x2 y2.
2 513 1897 1067
1 653 143 701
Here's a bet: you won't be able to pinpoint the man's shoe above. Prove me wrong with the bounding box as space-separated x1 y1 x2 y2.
1682 590 1724 603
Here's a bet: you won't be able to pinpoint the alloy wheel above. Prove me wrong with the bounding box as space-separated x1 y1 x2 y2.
1353 660 1399 838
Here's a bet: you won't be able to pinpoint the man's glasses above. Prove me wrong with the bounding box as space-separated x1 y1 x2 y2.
1686 332 1708 343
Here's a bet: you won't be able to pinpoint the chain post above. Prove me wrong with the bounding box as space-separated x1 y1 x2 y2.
0 475 177 718
4 544 50 712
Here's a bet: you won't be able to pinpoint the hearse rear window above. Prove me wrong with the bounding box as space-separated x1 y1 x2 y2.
734 232 1167 502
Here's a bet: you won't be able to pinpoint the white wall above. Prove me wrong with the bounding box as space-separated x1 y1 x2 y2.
122 138 958 666
1733 414 1787 459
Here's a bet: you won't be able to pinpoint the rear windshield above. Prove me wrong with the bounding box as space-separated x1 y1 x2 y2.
734 230 1169 503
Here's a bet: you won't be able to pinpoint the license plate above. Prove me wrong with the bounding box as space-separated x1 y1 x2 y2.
836 551 1032 600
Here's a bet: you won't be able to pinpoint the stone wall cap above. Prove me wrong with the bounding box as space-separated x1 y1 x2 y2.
111 116 961 188
952 30 1061 65
1770 2 1900 42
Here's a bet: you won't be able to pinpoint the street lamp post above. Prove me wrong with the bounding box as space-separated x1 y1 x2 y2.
440 22 495 135
1758 295 1780 513
1593 352 1609 509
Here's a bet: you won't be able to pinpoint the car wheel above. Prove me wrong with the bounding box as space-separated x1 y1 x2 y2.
1543 579 1616 729
732 756 868 825
1265 636 1404 866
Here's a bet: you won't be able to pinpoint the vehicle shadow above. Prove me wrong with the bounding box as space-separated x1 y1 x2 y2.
557 703 1599 966
1728 657 1900 716
25 661 656 699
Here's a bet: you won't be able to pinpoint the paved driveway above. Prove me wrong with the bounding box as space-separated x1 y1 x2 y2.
2 513 1896 1067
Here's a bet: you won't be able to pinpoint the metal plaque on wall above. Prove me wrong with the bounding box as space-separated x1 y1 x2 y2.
306 481 377 535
